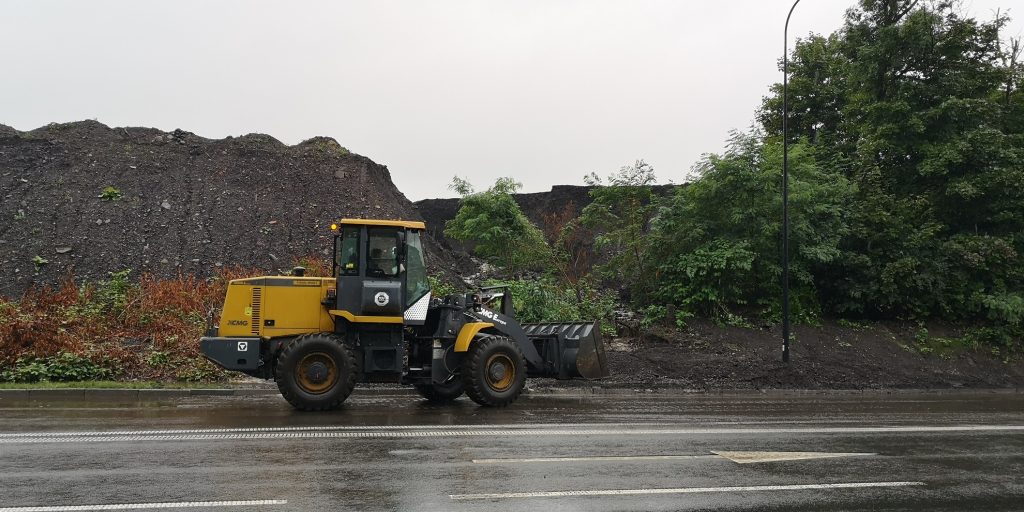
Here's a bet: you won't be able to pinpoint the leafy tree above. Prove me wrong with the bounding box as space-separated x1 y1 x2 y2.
752 0 1024 333
580 160 660 301
444 177 550 273
443 0 1024 349
651 132 853 320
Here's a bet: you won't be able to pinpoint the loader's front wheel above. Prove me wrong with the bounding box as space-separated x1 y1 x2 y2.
461 335 526 407
275 333 356 411
413 379 465 403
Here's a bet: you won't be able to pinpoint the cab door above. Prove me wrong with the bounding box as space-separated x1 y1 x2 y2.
334 225 365 316
361 227 404 317
333 225 405 320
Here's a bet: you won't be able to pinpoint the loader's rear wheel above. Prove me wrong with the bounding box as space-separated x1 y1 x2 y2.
275 333 356 411
413 379 465 403
461 335 526 407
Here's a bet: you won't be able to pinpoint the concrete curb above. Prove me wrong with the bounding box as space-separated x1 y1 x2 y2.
0 385 1020 400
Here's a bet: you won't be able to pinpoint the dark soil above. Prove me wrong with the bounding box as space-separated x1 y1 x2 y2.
590 319 1024 390
0 120 469 296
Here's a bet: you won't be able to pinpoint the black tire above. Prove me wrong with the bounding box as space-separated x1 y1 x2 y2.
413 379 465 403
461 335 526 407
274 333 357 411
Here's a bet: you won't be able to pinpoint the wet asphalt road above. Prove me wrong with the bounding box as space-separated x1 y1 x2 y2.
0 388 1022 511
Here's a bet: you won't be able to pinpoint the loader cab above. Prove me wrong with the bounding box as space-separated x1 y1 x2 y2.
330 219 431 325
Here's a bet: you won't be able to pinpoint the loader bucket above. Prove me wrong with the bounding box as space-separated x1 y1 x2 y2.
523 321 609 379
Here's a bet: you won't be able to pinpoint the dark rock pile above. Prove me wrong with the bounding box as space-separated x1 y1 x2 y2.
0 120 466 296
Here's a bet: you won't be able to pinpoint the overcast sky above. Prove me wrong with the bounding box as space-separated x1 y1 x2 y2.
2 1 1020 200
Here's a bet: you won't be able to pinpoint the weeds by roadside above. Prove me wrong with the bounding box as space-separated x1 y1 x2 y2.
0 267 258 383
0 380 229 390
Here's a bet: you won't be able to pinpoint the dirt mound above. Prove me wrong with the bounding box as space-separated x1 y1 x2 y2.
0 120 464 296
594 319 1024 390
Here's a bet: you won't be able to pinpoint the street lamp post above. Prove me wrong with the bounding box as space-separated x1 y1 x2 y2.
782 0 801 363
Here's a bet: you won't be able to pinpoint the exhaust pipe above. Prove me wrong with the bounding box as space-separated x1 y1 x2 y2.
522 321 609 379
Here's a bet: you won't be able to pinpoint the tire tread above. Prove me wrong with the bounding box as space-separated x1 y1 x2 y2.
461 335 526 407
274 332 357 411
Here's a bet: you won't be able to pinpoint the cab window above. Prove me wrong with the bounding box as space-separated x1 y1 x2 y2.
336 227 360 276
367 228 399 278
405 230 429 306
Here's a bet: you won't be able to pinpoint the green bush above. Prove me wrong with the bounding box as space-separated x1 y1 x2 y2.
445 177 551 273
428 274 459 298
0 352 117 383
63 269 134 320
580 160 660 300
99 186 123 201
174 358 224 382
650 133 851 322
31 255 49 269
486 277 616 333
145 351 171 368
98 269 134 313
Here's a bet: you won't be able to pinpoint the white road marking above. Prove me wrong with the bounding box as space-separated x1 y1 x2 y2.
473 455 720 464
712 451 876 464
0 425 1020 445
449 481 925 500
0 423 669 438
473 451 876 464
0 499 286 511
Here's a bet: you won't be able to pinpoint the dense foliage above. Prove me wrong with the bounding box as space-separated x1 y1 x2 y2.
433 1 1023 348
651 134 854 322
484 278 616 332
580 161 661 301
641 0 1023 346
445 177 551 273
446 176 617 328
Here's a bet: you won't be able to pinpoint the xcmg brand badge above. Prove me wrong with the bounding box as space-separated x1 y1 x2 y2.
477 309 507 325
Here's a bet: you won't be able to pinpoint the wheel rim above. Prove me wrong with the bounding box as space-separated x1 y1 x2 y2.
296 352 339 394
484 353 515 392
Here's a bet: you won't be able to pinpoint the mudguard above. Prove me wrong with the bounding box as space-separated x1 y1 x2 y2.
462 308 546 369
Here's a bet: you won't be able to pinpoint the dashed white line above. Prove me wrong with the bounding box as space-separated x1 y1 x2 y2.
0 425 1020 445
473 455 720 463
473 451 877 464
712 451 876 464
449 481 926 500
0 499 286 511
0 423 667 438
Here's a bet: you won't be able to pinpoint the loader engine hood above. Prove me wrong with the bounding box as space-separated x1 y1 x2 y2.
216 276 336 338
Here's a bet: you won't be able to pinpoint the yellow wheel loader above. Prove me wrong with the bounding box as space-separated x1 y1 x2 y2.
200 219 608 410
